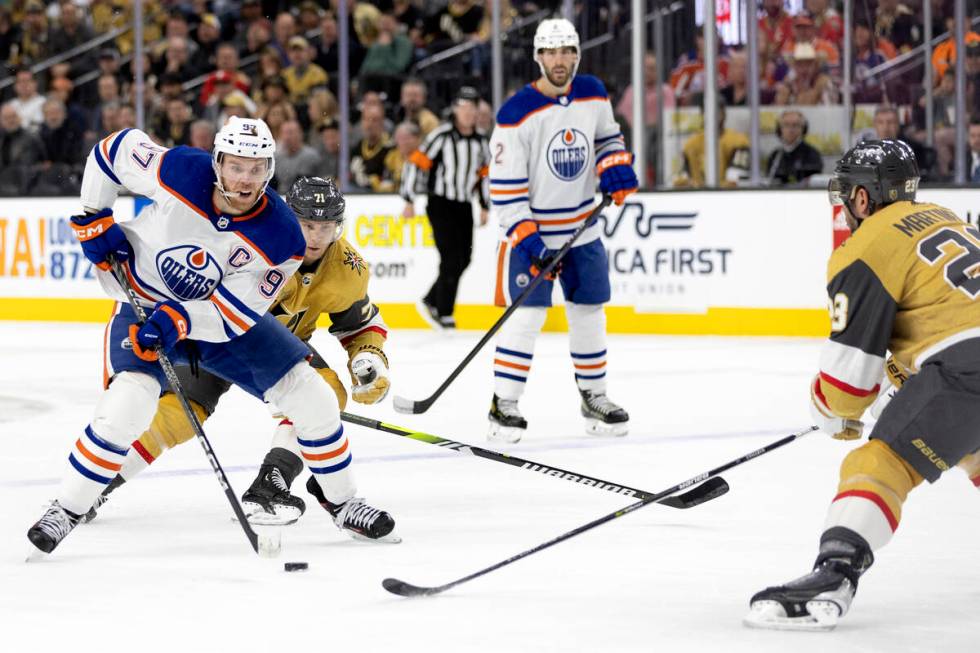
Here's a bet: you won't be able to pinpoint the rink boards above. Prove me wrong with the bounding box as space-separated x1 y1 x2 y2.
0 189 976 336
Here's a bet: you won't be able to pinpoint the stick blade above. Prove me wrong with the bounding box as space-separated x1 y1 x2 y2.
382 577 443 597
657 476 729 509
392 395 421 414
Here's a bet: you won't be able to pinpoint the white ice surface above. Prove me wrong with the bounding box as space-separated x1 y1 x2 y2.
1 323 977 652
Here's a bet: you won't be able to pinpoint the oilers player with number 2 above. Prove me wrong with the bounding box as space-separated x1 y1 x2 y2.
26 117 395 554
486 18 639 443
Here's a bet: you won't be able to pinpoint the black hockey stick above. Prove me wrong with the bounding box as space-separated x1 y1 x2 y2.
341 411 729 508
393 195 613 415
108 256 273 556
382 425 818 597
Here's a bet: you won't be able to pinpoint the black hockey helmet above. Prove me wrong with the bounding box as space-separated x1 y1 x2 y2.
828 139 919 216
287 176 346 223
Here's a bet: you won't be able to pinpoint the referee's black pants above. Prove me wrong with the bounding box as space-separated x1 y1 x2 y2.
424 195 473 318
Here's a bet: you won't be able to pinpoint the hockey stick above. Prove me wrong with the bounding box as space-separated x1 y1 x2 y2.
382 425 818 597
108 257 276 556
341 411 729 509
393 195 614 415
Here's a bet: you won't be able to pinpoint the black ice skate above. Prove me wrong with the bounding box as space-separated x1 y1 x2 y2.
579 389 629 437
27 501 81 554
305 476 399 543
487 394 527 443
80 475 125 524
242 465 306 526
744 530 873 631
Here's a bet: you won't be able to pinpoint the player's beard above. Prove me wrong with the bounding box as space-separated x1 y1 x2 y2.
545 65 571 88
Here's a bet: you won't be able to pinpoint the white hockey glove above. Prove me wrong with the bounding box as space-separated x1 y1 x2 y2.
809 375 863 441
350 351 390 405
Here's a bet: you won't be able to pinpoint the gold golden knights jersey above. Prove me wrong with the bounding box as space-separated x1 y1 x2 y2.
270 237 387 364
815 201 980 419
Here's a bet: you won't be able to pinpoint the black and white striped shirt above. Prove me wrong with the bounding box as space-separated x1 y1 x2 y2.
401 122 490 207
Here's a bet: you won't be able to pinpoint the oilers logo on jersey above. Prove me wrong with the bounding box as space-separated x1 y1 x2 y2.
157 245 222 300
546 128 590 181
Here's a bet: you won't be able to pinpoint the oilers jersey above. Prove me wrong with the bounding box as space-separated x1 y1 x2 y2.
488 75 626 249
80 128 305 342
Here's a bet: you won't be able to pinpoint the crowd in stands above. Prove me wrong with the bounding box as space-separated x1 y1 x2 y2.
0 1 977 196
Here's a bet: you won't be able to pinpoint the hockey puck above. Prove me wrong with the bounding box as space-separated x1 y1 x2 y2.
284 562 309 572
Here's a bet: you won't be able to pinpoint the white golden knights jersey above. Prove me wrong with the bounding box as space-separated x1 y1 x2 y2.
271 237 387 363
80 129 305 343
488 75 626 249
815 201 980 419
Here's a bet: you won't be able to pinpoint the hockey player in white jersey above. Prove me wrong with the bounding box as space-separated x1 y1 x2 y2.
486 18 638 443
27 118 395 554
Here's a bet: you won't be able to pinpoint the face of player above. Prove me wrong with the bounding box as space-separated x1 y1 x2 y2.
217 153 269 213
299 218 341 264
538 47 578 89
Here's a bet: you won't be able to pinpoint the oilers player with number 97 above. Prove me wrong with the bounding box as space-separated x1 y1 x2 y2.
27 118 395 554
486 18 638 443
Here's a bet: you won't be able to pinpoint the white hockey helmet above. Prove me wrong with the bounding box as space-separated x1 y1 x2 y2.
212 116 276 198
532 18 580 79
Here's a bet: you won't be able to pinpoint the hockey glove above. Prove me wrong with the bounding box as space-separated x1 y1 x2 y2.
597 151 638 206
128 301 190 362
508 220 559 279
809 375 863 440
350 349 390 405
70 208 131 271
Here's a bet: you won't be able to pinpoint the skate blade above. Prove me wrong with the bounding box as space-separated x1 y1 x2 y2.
247 510 300 527
584 418 629 437
742 601 838 632
345 530 402 544
25 546 48 563
487 423 524 444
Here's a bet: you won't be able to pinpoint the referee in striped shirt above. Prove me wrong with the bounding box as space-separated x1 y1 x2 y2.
401 86 491 329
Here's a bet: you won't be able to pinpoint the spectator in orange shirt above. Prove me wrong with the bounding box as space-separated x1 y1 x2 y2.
806 0 844 48
759 0 794 64
782 14 840 70
669 30 729 106
932 16 980 81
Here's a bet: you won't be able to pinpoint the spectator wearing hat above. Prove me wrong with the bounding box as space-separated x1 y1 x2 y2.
283 36 329 109
274 119 322 194
396 77 439 137
193 13 223 72
49 1 96 76
199 43 252 107
775 43 839 105
401 86 490 329
781 14 840 69
359 12 413 80
315 118 340 179
298 1 323 32
8 68 45 133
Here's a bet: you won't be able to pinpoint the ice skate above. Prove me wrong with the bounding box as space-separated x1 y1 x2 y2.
306 476 399 543
242 465 306 526
744 533 872 631
488 394 527 443
27 501 81 554
580 389 629 436
79 475 125 524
